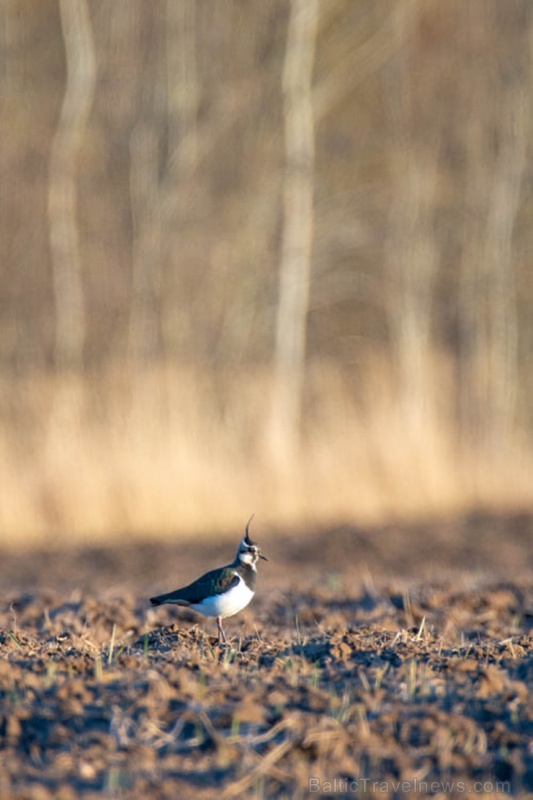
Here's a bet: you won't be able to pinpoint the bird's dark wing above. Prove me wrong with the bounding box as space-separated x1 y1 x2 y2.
150 567 239 606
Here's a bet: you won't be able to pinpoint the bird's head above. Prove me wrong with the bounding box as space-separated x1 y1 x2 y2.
236 514 268 567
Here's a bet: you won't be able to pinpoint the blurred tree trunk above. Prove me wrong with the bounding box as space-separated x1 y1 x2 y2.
383 3 439 437
0 2 15 86
458 34 491 455
460 86 527 459
166 0 199 179
484 88 527 454
128 119 162 365
458 8 528 468
270 0 318 456
128 1 201 365
159 0 198 358
48 0 95 370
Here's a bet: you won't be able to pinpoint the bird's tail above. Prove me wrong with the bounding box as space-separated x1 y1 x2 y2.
149 595 163 606
150 591 189 607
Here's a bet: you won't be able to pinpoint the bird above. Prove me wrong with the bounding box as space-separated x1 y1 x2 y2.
149 516 267 643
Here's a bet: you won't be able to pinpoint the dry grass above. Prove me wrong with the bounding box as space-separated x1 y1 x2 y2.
0 360 531 547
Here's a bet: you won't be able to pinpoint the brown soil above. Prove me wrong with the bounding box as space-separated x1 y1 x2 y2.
0 510 532 799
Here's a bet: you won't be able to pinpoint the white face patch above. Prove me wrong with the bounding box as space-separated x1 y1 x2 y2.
239 549 258 567
235 537 260 568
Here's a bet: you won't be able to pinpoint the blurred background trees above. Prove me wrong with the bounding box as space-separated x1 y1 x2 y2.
1 0 532 543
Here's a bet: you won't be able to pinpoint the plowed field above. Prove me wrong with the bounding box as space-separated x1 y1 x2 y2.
1 511 532 798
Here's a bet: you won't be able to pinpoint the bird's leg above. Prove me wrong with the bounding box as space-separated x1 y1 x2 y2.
217 616 227 644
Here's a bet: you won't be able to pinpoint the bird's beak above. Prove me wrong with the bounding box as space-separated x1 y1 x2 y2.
259 553 268 561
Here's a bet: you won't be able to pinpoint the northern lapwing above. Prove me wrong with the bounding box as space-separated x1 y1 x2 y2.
149 517 267 643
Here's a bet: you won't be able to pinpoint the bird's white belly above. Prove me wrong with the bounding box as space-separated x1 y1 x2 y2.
192 575 254 619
